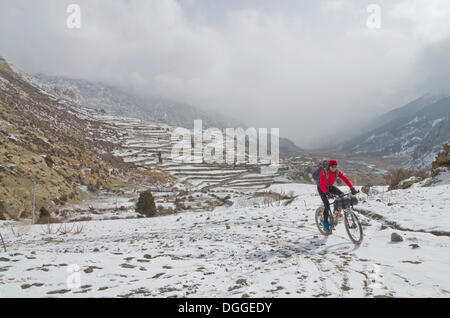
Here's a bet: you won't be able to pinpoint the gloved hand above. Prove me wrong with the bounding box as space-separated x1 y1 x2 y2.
350 187 359 195
326 192 334 199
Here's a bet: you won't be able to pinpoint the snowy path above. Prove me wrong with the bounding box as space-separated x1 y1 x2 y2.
0 184 449 298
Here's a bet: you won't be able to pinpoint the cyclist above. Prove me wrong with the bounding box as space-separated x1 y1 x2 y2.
318 159 358 232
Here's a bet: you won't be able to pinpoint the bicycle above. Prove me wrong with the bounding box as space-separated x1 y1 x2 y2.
315 191 363 245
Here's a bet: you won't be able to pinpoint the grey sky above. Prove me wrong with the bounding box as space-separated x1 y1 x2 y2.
1 0 449 148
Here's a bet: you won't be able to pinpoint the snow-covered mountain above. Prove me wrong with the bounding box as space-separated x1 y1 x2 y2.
30 74 244 130
340 95 450 169
28 74 305 158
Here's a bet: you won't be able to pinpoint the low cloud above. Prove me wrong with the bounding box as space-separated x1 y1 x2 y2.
1 0 449 148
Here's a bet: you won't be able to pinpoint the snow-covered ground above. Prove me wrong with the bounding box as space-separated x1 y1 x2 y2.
0 180 449 298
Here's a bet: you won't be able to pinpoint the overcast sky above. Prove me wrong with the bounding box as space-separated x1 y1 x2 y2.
1 0 449 148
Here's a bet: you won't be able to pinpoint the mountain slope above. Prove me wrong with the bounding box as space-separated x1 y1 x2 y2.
29 74 244 130
28 74 305 157
341 96 450 168
0 57 135 220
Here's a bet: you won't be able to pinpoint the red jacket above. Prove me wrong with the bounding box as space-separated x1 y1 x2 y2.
319 169 354 193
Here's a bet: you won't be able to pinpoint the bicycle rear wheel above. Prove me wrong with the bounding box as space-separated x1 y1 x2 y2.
315 207 332 235
344 210 363 244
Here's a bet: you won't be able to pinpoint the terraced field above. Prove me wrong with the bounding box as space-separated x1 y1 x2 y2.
70 110 292 217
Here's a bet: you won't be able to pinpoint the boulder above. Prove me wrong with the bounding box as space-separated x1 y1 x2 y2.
391 233 403 242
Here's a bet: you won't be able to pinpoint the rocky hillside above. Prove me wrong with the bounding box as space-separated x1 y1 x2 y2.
0 57 136 220
340 95 450 169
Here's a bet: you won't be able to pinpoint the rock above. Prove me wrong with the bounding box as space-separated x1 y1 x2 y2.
361 184 372 195
47 289 71 295
152 273 165 279
84 266 102 273
409 244 420 249
39 206 50 218
43 155 55 168
391 233 403 242
228 285 242 292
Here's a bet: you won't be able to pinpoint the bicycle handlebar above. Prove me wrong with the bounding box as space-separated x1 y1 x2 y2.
329 190 360 203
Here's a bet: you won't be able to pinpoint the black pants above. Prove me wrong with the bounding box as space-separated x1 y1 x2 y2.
317 186 343 223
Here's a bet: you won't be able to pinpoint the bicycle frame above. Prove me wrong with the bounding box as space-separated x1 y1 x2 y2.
315 190 363 244
329 192 352 226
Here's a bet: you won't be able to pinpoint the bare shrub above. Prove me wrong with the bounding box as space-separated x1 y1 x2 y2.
10 220 32 239
157 205 175 216
57 223 75 235
384 169 428 190
87 184 99 193
0 232 6 252
73 224 84 234
254 190 298 207
132 169 173 184
41 222 56 235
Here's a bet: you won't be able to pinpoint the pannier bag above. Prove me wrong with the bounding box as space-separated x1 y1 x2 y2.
334 195 358 210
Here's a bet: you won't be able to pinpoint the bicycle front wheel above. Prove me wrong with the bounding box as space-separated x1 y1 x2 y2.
344 210 363 244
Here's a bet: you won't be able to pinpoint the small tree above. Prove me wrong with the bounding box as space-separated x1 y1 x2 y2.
136 190 157 217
